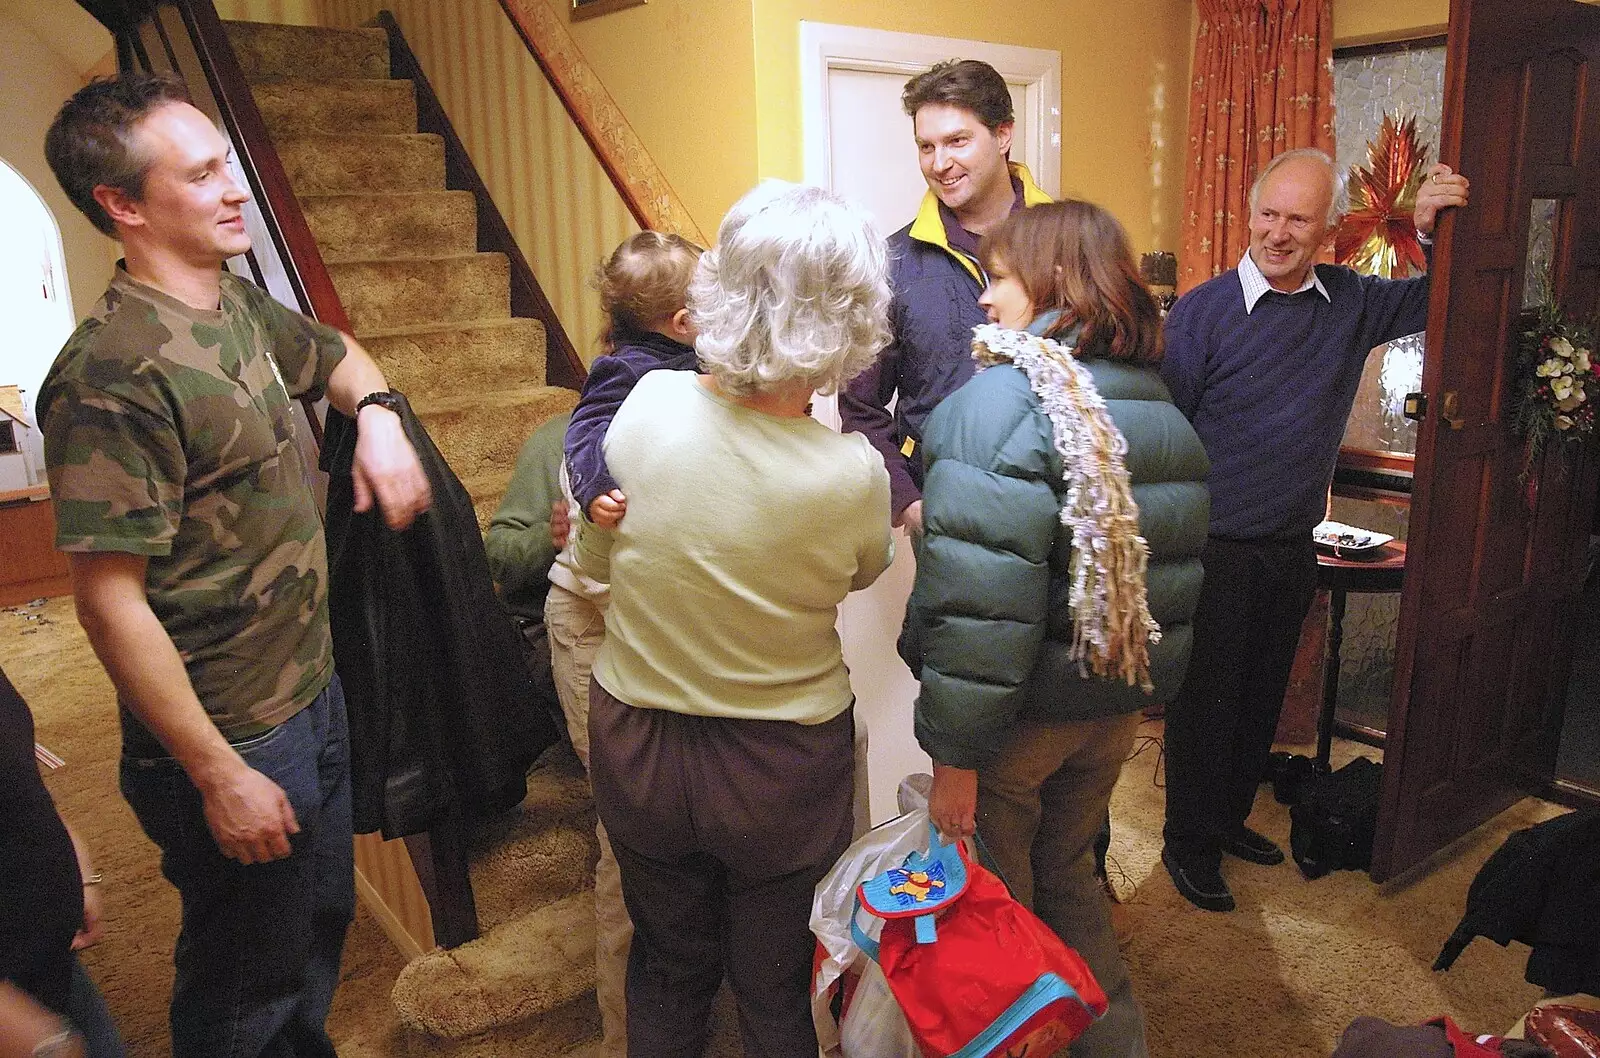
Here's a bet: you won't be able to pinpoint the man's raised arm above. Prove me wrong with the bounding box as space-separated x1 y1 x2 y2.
325 333 432 531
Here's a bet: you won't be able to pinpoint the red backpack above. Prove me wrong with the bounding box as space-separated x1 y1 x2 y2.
851 827 1107 1058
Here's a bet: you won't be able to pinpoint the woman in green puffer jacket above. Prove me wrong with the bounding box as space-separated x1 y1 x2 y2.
900 200 1209 1058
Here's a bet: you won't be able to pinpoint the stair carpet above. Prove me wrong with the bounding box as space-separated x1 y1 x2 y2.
228 18 577 530
223 19 593 1056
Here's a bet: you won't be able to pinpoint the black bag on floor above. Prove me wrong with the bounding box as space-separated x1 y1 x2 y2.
1290 757 1383 879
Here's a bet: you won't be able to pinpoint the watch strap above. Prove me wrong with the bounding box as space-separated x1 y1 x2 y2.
354 390 400 415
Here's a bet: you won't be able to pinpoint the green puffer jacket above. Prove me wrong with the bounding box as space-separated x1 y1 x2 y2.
900 347 1210 771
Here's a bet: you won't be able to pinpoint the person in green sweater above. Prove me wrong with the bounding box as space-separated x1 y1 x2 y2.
901 201 1210 1058
484 411 568 729
485 411 569 626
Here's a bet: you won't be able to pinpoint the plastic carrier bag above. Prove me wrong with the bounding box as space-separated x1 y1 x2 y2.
811 780 930 1058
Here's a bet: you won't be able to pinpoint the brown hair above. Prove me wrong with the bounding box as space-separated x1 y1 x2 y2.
979 200 1164 365
594 231 705 355
45 72 193 237
901 59 1013 132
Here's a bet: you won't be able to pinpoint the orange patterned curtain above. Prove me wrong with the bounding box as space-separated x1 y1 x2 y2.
1179 0 1335 292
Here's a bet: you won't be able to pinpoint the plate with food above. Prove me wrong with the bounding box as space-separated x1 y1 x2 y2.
1312 520 1395 558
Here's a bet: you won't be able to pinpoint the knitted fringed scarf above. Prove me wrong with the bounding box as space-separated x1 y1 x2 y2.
971 323 1161 691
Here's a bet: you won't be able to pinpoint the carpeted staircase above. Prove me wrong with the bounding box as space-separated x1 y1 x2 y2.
222 19 601 1056
226 18 578 529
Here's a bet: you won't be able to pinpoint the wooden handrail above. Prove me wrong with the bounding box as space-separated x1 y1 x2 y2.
492 0 706 245
375 11 587 392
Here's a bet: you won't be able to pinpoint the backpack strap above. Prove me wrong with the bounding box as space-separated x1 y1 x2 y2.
850 894 882 963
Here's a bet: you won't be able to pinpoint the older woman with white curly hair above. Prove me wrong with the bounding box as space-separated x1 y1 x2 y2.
574 181 895 1058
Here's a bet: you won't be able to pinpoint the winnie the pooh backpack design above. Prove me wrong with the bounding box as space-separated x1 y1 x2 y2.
850 825 1108 1058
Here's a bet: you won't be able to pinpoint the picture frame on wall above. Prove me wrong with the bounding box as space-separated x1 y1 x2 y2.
570 0 644 20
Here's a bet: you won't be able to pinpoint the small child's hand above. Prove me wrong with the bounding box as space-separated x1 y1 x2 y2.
549 499 570 551
588 489 627 529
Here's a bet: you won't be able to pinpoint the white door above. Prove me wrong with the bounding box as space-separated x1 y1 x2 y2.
801 24 1061 822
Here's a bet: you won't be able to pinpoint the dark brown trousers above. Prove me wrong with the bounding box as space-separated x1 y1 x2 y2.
588 681 854 1058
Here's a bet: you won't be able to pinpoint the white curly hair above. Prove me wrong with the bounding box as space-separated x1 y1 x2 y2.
690 181 891 398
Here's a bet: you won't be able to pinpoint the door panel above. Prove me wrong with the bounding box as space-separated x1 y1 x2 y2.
1373 0 1600 882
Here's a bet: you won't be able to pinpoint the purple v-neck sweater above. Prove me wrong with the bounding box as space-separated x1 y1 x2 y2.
1159 263 1430 540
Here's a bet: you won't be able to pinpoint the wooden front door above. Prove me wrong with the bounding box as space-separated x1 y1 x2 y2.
1371 0 1600 883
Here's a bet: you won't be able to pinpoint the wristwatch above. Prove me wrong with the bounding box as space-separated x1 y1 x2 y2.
354 390 402 416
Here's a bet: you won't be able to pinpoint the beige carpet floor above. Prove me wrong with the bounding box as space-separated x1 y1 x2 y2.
3 595 1561 1057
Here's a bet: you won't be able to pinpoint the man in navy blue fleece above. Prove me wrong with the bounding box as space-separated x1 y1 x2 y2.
839 59 1051 535
1158 148 1468 912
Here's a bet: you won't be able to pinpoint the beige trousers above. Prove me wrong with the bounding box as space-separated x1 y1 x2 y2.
545 583 631 1058
976 711 1148 1058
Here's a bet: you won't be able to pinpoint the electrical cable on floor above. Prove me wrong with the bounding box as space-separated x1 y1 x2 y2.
1101 850 1138 905
1124 722 1166 790
1103 717 1168 908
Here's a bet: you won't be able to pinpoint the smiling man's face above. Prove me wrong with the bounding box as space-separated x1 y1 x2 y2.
913 103 1013 222
1247 155 1335 293
116 102 253 265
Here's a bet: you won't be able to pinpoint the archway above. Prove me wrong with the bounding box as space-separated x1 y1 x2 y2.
0 156 76 486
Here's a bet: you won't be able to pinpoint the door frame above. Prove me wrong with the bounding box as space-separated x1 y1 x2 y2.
799 22 1062 200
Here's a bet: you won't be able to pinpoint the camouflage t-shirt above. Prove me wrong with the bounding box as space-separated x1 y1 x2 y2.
39 267 347 740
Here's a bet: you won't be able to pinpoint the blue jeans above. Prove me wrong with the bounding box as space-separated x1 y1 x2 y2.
120 676 354 1058
66 955 125 1058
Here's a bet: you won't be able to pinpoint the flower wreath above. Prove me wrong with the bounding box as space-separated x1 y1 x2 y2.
970 324 1160 691
1512 303 1597 478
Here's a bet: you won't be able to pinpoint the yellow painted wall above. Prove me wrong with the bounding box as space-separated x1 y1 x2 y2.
560 0 758 242
0 13 115 324
751 0 1194 256
1332 0 1450 45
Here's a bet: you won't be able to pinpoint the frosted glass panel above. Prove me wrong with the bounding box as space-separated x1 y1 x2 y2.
1524 198 1559 310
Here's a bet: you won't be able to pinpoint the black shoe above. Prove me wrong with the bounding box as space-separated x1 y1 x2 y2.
1161 847 1235 912
1223 826 1285 866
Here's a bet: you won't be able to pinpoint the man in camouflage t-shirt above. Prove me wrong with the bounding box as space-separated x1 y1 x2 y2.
39 73 430 1058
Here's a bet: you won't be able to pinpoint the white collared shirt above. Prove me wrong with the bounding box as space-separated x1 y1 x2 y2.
1237 251 1331 314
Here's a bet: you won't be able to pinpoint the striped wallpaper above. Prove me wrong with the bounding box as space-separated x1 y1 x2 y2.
223 0 641 365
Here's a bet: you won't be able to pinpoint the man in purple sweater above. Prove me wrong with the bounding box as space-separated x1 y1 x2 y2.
1158 148 1468 912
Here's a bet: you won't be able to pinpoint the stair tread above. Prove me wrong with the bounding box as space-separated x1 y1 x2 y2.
246 74 397 85
274 131 442 147
412 386 574 416
224 18 386 36
326 251 505 267
299 189 474 204
225 20 389 82
253 79 417 137
460 468 514 495
252 76 403 90
359 317 544 340
393 891 598 1038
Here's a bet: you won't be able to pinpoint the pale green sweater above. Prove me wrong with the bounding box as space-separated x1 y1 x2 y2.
575 370 893 724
